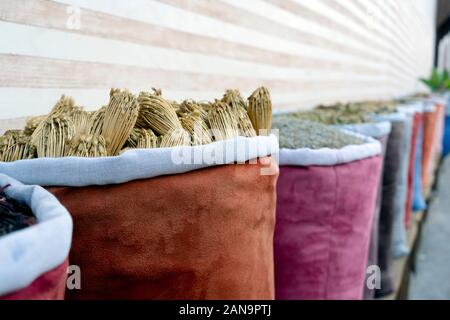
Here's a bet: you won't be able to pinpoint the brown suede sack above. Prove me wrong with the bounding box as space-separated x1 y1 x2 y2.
47 157 278 300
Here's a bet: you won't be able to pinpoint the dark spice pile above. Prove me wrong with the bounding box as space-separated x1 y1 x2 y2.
0 185 37 237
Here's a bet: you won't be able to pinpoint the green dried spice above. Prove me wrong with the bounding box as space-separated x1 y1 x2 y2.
272 118 364 149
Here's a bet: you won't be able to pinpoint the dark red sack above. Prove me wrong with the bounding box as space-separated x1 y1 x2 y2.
48 158 278 300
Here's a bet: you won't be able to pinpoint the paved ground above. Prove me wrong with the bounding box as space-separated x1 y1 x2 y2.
409 156 450 300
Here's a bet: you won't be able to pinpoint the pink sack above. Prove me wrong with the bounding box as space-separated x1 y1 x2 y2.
275 133 382 300
0 174 72 300
1 260 68 300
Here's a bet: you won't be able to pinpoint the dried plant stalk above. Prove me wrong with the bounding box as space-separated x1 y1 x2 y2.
207 101 240 141
159 128 191 148
178 100 209 121
136 129 159 149
24 115 46 136
69 108 90 135
50 95 76 116
247 87 272 135
180 111 212 145
0 130 37 162
102 89 139 156
88 106 106 136
222 89 247 111
31 95 76 144
136 90 183 135
222 89 256 137
67 134 108 158
126 128 159 149
33 115 75 158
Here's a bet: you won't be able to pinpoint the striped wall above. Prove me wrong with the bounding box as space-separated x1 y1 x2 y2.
0 0 437 126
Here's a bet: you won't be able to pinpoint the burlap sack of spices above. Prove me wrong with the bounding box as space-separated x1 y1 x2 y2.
0 174 72 300
0 136 278 300
274 129 382 300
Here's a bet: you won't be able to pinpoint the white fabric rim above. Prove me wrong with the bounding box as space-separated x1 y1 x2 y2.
397 101 426 114
0 135 279 187
0 174 73 296
278 130 381 166
334 121 391 138
370 112 409 123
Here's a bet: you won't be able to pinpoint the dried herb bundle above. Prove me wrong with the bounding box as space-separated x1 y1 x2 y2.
67 134 108 158
31 95 76 144
50 95 76 116
160 128 191 148
136 90 182 135
70 108 90 134
180 111 212 145
127 128 159 149
222 89 247 111
0 130 36 162
207 101 240 141
247 87 272 135
33 115 75 158
222 90 256 137
178 100 209 121
88 106 106 136
24 115 46 136
102 89 139 156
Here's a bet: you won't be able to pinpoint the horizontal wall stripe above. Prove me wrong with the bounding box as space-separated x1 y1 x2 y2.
332 0 417 69
158 0 411 79
267 0 414 74
0 22 406 83
0 0 437 119
54 0 392 70
0 0 398 76
0 54 398 93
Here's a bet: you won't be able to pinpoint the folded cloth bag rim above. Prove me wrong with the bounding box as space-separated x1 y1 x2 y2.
279 130 381 166
0 135 278 187
0 174 73 296
334 121 391 139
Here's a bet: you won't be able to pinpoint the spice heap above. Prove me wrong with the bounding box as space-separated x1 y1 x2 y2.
276 100 398 126
272 117 364 149
0 87 273 162
0 185 37 237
